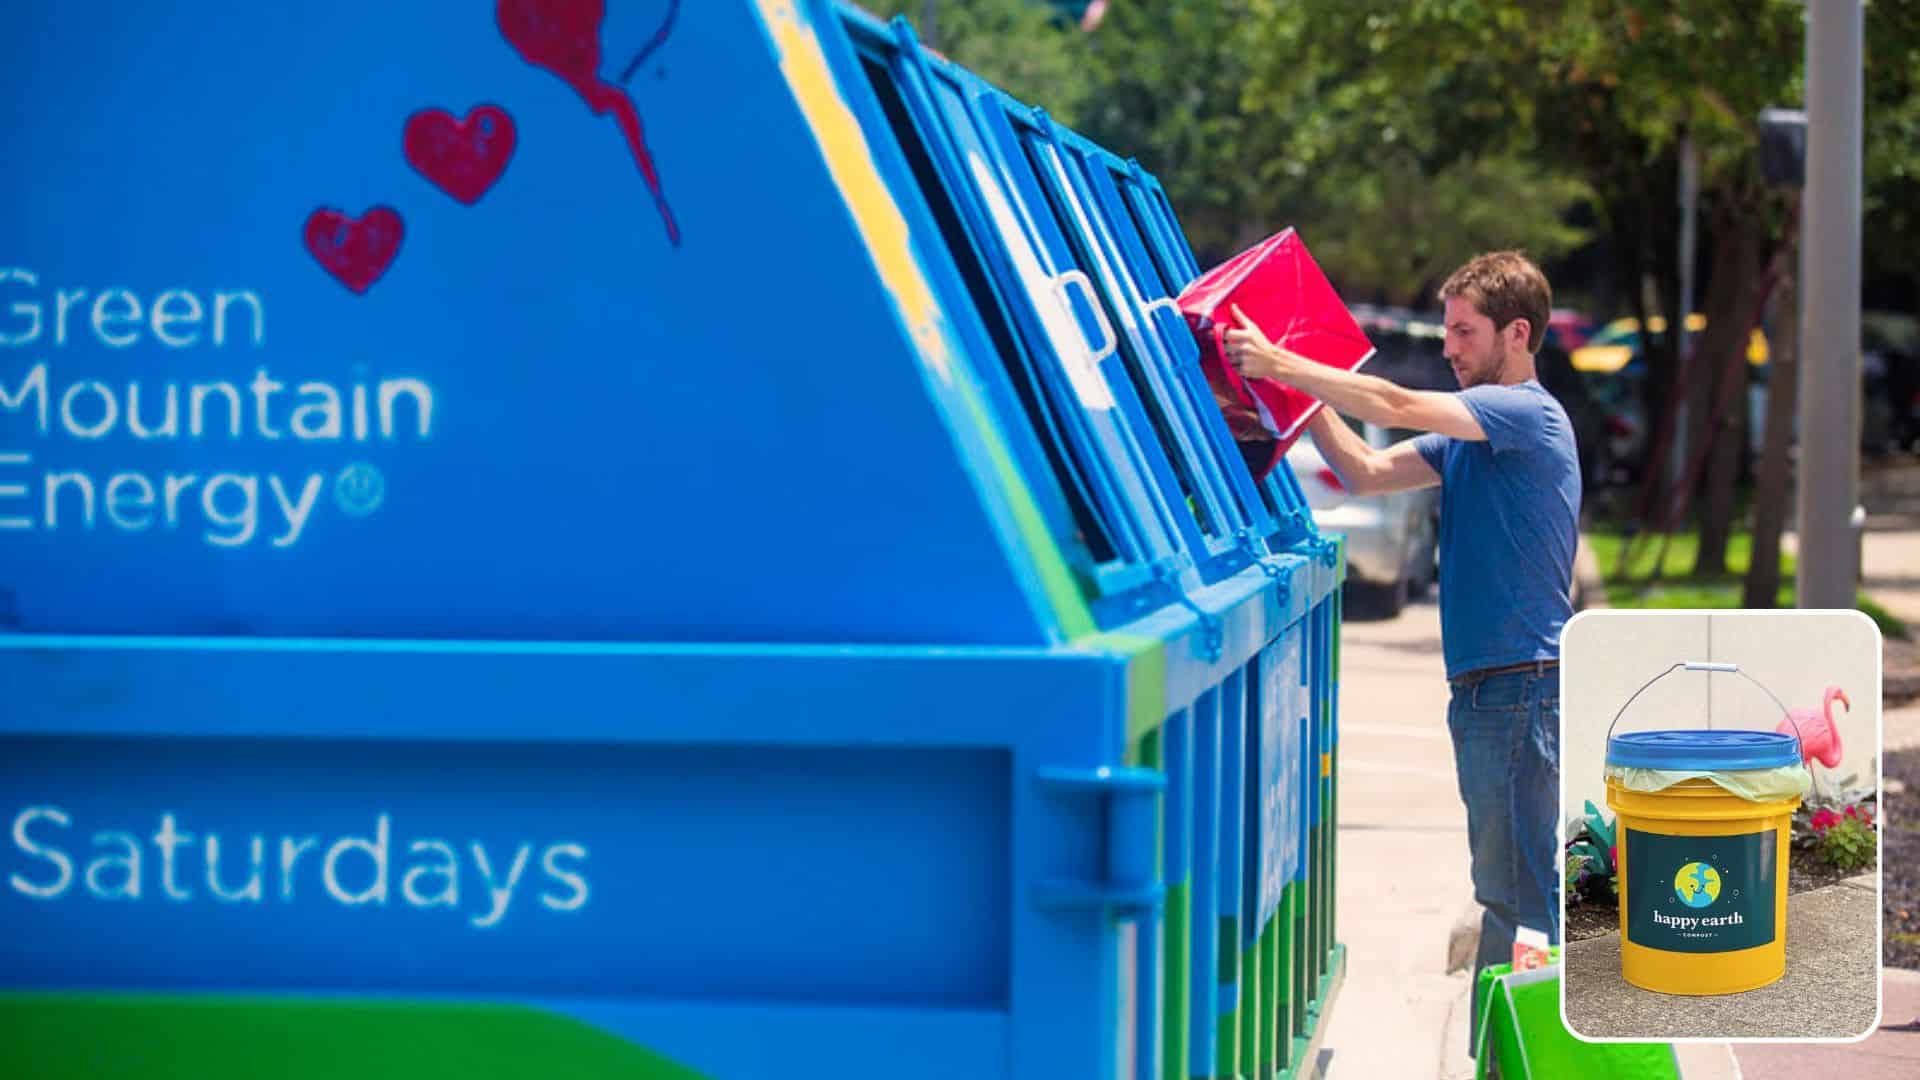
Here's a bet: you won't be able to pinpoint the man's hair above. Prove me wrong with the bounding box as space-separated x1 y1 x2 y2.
1439 251 1552 354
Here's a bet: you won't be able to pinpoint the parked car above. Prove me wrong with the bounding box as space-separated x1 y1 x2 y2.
1287 415 1440 618
1564 314 1768 485
1549 308 1599 352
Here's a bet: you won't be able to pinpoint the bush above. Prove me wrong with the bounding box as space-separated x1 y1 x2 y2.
1811 805 1877 872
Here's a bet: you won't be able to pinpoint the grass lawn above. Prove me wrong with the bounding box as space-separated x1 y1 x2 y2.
1585 526 1911 641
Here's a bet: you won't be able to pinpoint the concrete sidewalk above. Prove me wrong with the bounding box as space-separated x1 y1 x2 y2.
1564 875 1880 1040
1315 595 1480 1079
1857 522 1920 749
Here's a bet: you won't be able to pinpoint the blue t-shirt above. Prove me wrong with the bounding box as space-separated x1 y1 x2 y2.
1413 380 1581 679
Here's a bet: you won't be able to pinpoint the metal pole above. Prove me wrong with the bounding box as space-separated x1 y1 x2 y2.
1797 0 1864 608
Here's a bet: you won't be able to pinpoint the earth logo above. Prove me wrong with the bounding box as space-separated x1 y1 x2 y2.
1674 862 1722 908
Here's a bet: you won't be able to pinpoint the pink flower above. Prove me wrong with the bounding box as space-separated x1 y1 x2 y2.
1810 808 1842 833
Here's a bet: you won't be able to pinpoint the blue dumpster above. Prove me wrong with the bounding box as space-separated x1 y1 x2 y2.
0 2 1348 1077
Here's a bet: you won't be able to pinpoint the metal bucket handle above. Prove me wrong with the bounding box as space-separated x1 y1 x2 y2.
1605 661 1804 755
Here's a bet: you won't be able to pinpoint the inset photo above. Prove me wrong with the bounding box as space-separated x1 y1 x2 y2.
1560 609 1883 1042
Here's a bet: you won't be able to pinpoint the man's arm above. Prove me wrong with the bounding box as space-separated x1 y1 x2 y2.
1305 409 1440 496
1224 306 1489 440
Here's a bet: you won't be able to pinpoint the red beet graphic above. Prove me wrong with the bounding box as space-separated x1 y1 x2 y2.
405 104 518 205
496 0 682 246
304 207 405 294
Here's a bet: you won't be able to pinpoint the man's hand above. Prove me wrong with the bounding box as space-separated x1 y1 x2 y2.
1223 304 1309 382
1220 303 1489 441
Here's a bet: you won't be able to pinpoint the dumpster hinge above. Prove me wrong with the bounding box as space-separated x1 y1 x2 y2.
1032 765 1166 922
1240 528 1290 586
1308 535 1339 568
1270 509 1314 549
1157 566 1222 662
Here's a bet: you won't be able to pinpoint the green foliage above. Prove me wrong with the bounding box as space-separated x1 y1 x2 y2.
1865 0 1920 285
1819 816 1876 872
1074 1 1303 261
1080 1 1593 292
1795 799 1879 874
1565 800 1618 906
863 1 1920 307
858 0 1099 126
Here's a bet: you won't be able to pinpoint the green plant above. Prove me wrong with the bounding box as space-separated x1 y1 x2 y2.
1820 817 1876 871
1564 800 1619 906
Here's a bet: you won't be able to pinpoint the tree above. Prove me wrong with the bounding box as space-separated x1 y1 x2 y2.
1863 0 1920 312
1080 1 1590 292
1073 1 1305 262
860 0 1100 127
1263 2 1806 575
1745 0 1920 606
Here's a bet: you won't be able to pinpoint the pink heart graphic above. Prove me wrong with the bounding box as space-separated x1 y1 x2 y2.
405 105 517 205
496 0 604 103
496 0 681 246
304 207 405 294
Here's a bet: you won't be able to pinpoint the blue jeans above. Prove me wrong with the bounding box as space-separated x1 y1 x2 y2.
1447 667 1560 1048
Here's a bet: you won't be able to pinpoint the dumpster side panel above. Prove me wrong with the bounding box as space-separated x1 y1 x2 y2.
0 635 1166 1079
2 737 1011 1001
0 0 1071 645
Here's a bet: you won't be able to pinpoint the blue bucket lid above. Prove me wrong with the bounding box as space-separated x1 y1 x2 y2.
1606 730 1801 771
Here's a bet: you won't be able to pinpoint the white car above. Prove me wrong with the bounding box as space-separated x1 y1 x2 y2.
1286 416 1441 617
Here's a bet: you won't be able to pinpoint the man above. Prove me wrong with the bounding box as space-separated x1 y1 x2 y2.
1225 250 1579 1024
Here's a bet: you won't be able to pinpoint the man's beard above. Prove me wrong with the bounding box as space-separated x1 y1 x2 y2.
1457 346 1507 388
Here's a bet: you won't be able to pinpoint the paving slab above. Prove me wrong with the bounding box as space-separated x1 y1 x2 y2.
1732 968 1920 1079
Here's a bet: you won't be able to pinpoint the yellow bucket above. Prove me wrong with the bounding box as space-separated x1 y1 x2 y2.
1603 662 1807 996
1606 776 1798 995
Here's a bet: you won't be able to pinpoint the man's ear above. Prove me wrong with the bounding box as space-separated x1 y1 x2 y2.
1508 318 1532 353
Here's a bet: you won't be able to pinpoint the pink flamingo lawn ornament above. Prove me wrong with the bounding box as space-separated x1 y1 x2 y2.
1778 686 1849 800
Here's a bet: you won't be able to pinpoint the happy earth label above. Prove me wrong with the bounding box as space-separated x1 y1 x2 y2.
1625 827 1776 953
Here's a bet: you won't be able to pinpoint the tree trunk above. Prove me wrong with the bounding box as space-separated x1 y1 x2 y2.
1745 238 1799 607
1625 151 1685 538
1691 201 1766 577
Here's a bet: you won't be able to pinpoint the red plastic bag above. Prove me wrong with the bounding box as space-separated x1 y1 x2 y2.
1178 229 1374 477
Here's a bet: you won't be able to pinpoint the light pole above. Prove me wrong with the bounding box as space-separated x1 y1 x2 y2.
1796 0 1864 609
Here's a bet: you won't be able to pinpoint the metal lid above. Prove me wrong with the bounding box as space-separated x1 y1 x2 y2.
1606 730 1802 771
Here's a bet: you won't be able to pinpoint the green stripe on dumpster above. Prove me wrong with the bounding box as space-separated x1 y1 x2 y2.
0 995 709 1080
1259 914 1274 1076
1321 698 1334 978
1328 746 1340 953
1079 631 1169 744
962 392 1099 640
1288 879 1308 1038
1142 726 1192 1080
1164 879 1191 1080
1241 930 1261 1080
1276 883 1298 1066
1330 592 1341 954
1331 592 1341 675
1216 914 1243 1078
